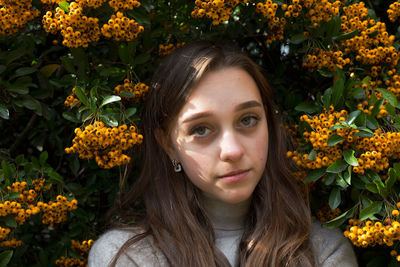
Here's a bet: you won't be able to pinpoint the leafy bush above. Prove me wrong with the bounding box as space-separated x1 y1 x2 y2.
2 0 400 266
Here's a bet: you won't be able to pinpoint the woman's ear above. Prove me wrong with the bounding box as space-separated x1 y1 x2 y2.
154 128 177 160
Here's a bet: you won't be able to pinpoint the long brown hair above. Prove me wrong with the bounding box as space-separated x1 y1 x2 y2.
108 40 316 267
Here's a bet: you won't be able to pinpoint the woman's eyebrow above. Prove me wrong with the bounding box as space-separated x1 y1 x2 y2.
182 100 262 124
235 100 262 111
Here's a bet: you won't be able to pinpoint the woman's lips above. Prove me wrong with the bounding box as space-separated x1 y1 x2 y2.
219 170 249 182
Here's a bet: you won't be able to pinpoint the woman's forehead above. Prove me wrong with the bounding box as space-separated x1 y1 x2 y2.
177 67 263 120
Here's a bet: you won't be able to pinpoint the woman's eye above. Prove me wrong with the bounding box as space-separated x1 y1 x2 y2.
240 115 259 127
190 126 211 137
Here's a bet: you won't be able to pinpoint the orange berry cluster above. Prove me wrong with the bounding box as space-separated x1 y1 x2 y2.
41 0 62 4
108 0 141 11
55 257 86 267
0 227 10 240
75 0 107 8
101 12 144 41
0 238 23 248
114 79 149 103
384 72 400 99
306 0 341 27
344 217 400 248
303 49 351 72
37 196 78 226
281 1 302 18
71 239 94 254
65 121 143 168
191 0 249 25
357 101 388 119
356 46 399 67
64 88 80 108
281 0 341 28
256 1 278 20
388 1 400 22
352 129 400 175
158 42 185 57
316 205 341 222
42 3 101 47
0 200 40 225
0 0 40 35
55 239 93 266
340 2 396 63
287 107 360 170
256 0 286 44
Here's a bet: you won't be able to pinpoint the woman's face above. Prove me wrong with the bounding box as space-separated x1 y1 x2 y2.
164 67 269 204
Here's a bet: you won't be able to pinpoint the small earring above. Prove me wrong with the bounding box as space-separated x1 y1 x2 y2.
172 159 182 172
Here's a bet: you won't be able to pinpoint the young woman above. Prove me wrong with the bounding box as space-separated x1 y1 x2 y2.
88 40 358 267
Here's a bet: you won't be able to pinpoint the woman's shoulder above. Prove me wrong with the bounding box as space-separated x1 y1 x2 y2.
310 220 358 267
88 227 168 267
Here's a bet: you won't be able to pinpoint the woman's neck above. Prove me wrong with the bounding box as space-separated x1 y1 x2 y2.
201 194 251 231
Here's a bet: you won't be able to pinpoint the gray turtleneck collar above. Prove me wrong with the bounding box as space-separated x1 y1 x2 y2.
201 194 251 266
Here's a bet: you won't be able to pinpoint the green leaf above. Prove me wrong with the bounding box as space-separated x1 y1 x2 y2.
346 110 361 125
294 102 319 113
335 173 348 188
351 86 365 99
331 72 345 106
12 67 37 78
99 67 125 77
0 103 9 119
19 97 41 112
326 159 348 173
365 183 378 193
344 166 351 185
71 48 89 78
327 134 344 146
48 170 64 184
343 150 358 166
0 250 13 267
324 206 356 228
376 88 398 107
134 53 151 65
366 115 378 129
1 160 12 182
371 98 384 117
290 33 308 44
15 155 25 166
40 64 59 78
62 111 81 123
8 192 20 200
307 149 317 161
101 114 118 127
74 86 88 106
322 88 332 110
100 95 121 108
359 201 382 221
303 168 326 183
332 30 358 41
39 151 48 165
60 56 75 73
125 107 137 118
328 124 347 131
58 1 69 12
329 187 341 210
387 168 397 188
4 215 17 228
120 91 135 98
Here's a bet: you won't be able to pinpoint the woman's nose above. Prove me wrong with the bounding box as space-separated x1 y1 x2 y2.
219 131 244 162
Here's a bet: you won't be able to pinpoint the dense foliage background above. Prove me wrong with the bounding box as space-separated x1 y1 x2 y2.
2 0 400 266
